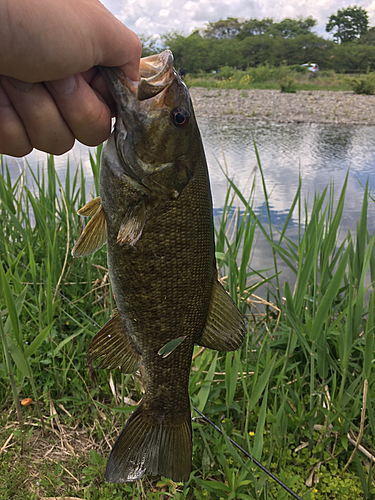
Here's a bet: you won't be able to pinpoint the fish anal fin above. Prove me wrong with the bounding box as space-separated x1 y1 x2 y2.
106 403 192 483
86 311 141 374
198 280 246 352
117 200 147 246
72 203 107 257
77 196 102 216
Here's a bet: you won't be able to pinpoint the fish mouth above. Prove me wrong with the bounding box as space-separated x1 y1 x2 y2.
138 50 175 100
99 50 177 112
99 51 193 196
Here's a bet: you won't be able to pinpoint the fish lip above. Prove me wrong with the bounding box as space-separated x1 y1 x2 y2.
98 50 175 112
139 50 174 84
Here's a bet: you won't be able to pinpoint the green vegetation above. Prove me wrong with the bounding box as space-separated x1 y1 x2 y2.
183 65 351 92
140 10 375 76
326 6 369 44
1 149 375 499
348 72 375 95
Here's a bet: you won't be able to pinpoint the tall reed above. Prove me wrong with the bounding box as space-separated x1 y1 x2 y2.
0 149 374 499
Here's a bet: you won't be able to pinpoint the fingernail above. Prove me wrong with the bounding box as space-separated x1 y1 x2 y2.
7 77 33 92
49 75 77 95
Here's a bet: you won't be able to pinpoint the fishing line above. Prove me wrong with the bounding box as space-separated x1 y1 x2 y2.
6 252 101 328
6 252 302 498
193 406 303 500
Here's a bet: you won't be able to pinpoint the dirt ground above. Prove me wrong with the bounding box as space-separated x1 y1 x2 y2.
190 87 375 126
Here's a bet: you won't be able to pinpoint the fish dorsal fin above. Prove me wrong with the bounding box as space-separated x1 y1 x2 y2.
198 280 246 352
117 200 147 246
72 199 107 257
86 310 141 374
77 196 102 216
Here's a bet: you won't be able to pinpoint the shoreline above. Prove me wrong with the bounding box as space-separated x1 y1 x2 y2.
190 87 375 126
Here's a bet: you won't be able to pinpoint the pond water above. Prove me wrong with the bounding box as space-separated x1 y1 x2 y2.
201 118 375 290
203 119 375 227
4 118 375 289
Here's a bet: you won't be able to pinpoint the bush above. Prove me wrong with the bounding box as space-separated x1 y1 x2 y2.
348 72 375 94
279 76 297 93
318 69 336 78
217 66 237 79
248 64 277 82
288 64 308 73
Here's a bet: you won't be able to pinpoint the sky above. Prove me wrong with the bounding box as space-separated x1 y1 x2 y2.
102 0 375 40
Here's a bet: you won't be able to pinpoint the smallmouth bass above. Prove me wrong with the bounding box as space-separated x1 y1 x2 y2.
72 50 246 483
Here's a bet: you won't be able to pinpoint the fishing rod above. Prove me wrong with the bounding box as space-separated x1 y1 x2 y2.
193 406 303 500
6 253 303 499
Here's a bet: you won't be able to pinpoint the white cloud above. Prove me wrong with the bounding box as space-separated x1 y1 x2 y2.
102 0 375 38
184 1 198 10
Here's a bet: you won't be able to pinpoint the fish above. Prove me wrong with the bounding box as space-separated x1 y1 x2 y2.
72 50 246 483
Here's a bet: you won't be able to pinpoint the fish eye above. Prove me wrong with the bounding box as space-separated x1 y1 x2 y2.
172 108 190 128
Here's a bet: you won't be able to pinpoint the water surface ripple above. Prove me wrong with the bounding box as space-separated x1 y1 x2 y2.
4 118 375 258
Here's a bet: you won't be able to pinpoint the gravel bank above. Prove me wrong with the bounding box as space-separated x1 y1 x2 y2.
190 87 375 126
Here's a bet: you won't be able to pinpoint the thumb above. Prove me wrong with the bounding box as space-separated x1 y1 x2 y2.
90 3 142 81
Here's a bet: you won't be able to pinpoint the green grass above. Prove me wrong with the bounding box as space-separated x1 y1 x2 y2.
0 147 374 499
184 66 354 92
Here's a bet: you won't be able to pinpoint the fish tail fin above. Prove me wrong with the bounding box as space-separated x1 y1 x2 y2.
106 402 192 483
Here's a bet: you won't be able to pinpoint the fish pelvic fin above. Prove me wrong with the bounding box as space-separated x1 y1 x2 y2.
86 311 141 374
117 199 147 246
77 196 102 216
72 198 107 257
106 403 192 483
198 279 246 352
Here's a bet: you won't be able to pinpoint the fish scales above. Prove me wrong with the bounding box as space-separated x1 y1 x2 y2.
103 129 214 421
72 50 246 483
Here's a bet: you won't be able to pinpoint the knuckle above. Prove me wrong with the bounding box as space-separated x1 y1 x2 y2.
29 124 75 155
0 142 33 157
0 125 32 157
72 106 111 146
41 137 75 156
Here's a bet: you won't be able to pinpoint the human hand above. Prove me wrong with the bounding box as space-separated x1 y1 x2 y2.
0 0 142 157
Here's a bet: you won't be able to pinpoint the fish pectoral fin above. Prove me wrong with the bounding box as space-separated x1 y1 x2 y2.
86 311 141 374
77 196 102 216
72 201 107 257
106 402 191 483
198 279 246 352
117 200 147 246
158 336 186 358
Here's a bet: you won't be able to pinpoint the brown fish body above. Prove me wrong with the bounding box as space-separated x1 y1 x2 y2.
101 112 215 424
72 50 245 482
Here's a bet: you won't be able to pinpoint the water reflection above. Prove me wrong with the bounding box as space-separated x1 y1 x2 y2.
3 119 375 288
198 119 375 235
198 118 375 291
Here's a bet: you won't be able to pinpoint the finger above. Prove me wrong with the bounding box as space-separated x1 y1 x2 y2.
90 13 142 81
1 76 75 155
81 69 116 116
116 31 142 82
0 82 32 157
46 73 112 146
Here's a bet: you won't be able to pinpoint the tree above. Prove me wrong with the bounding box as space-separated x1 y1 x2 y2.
326 43 375 71
201 17 245 39
358 26 375 45
236 18 274 39
326 6 369 43
139 34 160 57
267 16 317 38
